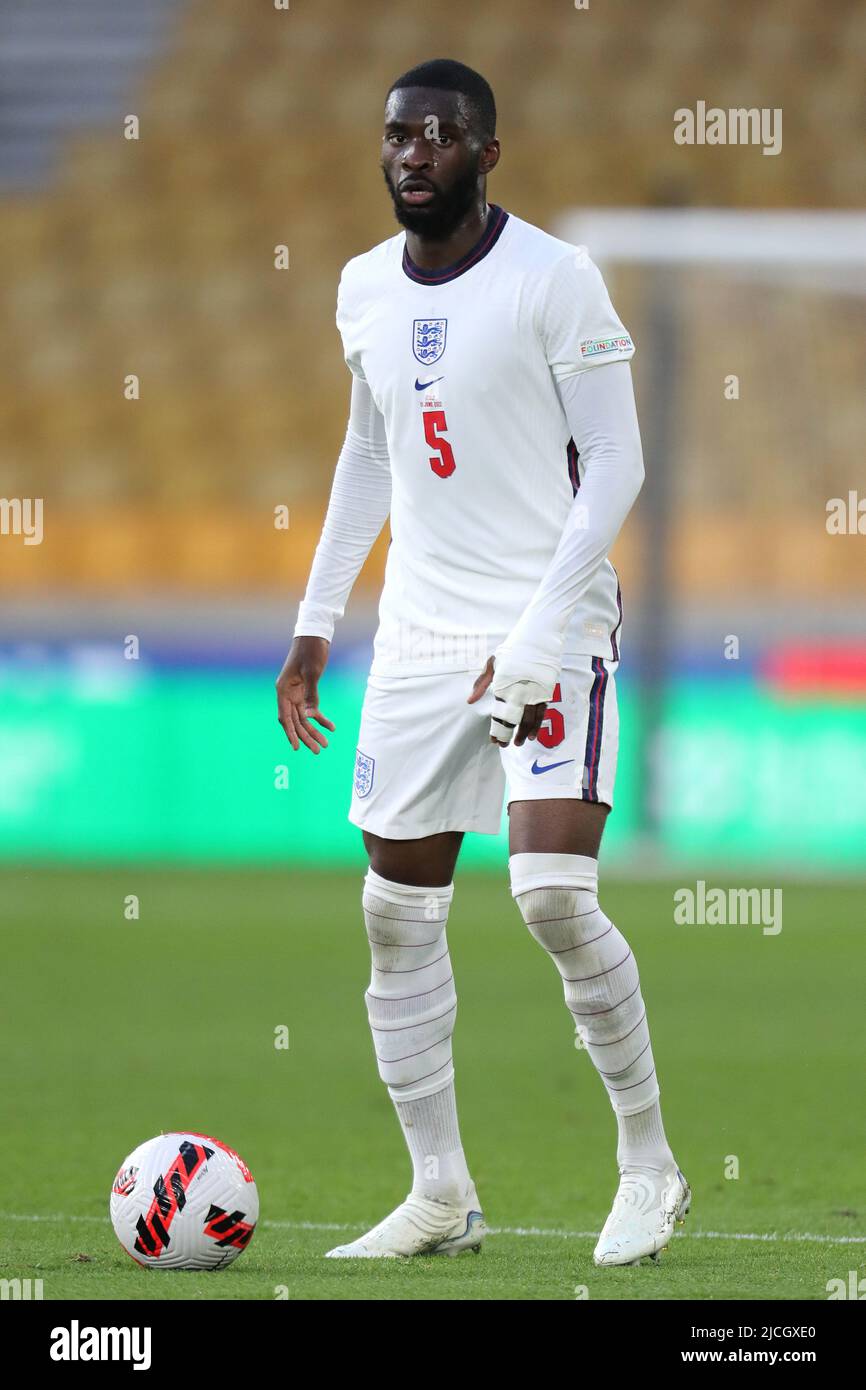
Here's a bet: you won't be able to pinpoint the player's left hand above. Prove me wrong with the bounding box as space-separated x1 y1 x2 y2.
466 655 550 748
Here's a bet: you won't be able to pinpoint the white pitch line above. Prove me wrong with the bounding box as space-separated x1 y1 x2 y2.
494 1225 866 1245
2 1211 864 1246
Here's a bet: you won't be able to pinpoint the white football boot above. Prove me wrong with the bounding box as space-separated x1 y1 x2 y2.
593 1162 691 1267
325 1184 487 1259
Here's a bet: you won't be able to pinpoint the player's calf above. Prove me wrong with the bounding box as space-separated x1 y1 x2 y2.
328 865 485 1259
509 850 689 1263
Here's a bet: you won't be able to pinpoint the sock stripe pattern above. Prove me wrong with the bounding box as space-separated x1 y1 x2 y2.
515 883 660 1115
362 868 458 1103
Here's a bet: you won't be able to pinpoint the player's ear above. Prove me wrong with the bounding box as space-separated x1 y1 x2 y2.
479 139 500 176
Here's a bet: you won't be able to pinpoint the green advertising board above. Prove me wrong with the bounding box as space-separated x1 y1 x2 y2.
0 662 863 868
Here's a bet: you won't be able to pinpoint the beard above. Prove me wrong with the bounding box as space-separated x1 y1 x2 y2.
383 159 483 240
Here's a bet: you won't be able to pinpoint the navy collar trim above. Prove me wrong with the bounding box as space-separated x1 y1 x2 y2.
402 204 509 285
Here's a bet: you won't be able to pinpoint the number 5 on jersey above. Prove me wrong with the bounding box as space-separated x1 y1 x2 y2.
423 409 456 478
537 683 565 748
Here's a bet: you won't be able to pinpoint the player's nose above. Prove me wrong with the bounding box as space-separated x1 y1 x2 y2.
401 140 434 170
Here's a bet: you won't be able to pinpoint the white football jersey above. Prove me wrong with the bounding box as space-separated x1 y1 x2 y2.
335 205 635 676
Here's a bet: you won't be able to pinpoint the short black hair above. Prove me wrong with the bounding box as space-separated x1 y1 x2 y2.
387 59 496 143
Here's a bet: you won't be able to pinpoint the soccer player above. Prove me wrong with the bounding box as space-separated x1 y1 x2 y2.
276 59 690 1266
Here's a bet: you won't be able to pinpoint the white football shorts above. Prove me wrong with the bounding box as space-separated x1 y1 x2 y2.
348 654 619 839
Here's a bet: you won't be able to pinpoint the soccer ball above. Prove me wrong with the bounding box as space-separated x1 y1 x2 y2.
109 1131 259 1270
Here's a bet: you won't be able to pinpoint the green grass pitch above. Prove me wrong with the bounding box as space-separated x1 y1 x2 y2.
2 867 863 1301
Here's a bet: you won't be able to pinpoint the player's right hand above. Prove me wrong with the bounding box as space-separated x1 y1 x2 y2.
275 636 336 753
467 654 550 748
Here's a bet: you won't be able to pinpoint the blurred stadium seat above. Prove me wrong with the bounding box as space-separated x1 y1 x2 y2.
0 0 863 599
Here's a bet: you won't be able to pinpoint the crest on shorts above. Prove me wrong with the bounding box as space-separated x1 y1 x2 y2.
413 318 447 365
354 748 375 799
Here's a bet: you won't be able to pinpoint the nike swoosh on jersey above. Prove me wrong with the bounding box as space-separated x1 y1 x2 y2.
530 759 575 775
415 376 445 391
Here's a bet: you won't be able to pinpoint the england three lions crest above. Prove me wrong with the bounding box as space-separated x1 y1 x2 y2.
413 318 447 365
354 748 375 799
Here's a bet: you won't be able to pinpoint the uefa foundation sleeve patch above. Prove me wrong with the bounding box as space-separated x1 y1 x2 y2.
579 334 634 360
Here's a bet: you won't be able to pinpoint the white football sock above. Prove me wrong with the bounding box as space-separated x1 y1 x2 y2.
615 1097 674 1174
510 852 674 1173
394 1086 472 1202
362 867 472 1202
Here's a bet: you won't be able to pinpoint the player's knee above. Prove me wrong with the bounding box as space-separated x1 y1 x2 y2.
361 866 453 955
509 851 602 944
507 854 642 1035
